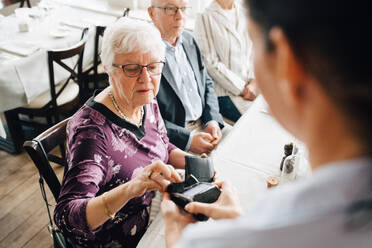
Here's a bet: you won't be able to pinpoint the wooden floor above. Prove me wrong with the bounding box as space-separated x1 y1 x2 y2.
0 149 64 248
0 0 19 9
0 0 57 245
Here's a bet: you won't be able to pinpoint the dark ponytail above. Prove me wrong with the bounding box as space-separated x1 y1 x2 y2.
245 0 372 151
245 0 372 227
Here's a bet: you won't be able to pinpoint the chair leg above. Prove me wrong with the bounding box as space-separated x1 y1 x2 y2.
46 114 53 127
3 110 24 153
20 0 31 8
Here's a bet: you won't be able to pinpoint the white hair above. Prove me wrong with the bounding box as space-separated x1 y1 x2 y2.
101 17 165 73
151 0 163 5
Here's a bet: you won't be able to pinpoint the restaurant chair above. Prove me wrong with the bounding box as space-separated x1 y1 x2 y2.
23 117 72 248
82 25 108 101
20 0 31 8
23 117 69 201
81 9 129 100
123 8 130 17
5 36 87 152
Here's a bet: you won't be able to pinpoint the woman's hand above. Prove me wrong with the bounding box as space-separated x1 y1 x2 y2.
242 79 259 101
184 180 242 220
129 160 182 198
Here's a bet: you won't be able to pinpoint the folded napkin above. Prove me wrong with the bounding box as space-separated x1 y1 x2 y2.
59 20 87 29
0 41 39 57
0 50 19 60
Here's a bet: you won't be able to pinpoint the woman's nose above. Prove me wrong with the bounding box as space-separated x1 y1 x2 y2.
138 66 151 82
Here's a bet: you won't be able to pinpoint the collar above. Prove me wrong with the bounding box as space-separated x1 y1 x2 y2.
207 0 238 16
164 35 183 51
86 96 147 140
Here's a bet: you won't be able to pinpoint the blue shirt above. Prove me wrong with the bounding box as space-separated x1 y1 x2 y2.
164 37 203 124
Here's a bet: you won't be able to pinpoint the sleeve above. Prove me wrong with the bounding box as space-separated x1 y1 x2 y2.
194 13 246 96
164 119 192 151
54 121 109 242
192 35 224 129
185 132 194 151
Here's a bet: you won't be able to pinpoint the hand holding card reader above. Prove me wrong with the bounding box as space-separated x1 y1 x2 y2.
166 156 221 221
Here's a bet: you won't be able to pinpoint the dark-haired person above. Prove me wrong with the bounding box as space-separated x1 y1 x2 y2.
160 0 372 247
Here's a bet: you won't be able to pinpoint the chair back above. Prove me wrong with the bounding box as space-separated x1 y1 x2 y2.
93 25 107 88
80 25 108 101
23 118 70 201
47 39 86 123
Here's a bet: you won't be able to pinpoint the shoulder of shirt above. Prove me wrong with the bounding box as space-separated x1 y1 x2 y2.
68 104 106 133
182 31 196 44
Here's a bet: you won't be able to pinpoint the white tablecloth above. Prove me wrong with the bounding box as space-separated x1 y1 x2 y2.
0 2 118 111
137 96 312 248
0 0 119 138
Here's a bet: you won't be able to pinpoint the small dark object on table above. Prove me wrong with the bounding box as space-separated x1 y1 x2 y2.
167 155 221 221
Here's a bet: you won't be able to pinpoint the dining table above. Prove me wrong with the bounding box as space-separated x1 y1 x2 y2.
137 95 312 248
0 0 130 152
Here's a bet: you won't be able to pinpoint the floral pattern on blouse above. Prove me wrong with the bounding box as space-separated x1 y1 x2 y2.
54 98 177 247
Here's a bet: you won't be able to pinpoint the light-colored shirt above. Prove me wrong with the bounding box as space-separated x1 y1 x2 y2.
194 1 255 114
224 7 237 29
175 157 372 248
165 37 214 151
164 37 203 124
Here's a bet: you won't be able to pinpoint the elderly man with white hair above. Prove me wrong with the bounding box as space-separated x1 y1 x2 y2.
148 0 225 155
54 17 189 247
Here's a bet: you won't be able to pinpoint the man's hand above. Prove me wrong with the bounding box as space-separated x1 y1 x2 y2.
242 79 258 101
161 193 196 248
190 132 214 154
184 180 242 220
204 122 222 148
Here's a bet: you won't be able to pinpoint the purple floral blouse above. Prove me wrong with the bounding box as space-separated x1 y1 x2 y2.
54 97 177 247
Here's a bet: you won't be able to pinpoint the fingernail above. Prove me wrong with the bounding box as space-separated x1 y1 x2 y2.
185 204 191 211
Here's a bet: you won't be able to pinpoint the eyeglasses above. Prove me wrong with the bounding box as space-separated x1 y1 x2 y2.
152 6 191 16
112 62 165 78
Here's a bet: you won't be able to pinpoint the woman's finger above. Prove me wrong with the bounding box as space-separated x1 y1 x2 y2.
167 164 182 182
149 172 171 191
148 160 172 179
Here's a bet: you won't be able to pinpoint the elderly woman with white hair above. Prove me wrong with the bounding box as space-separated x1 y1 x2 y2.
54 17 188 247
